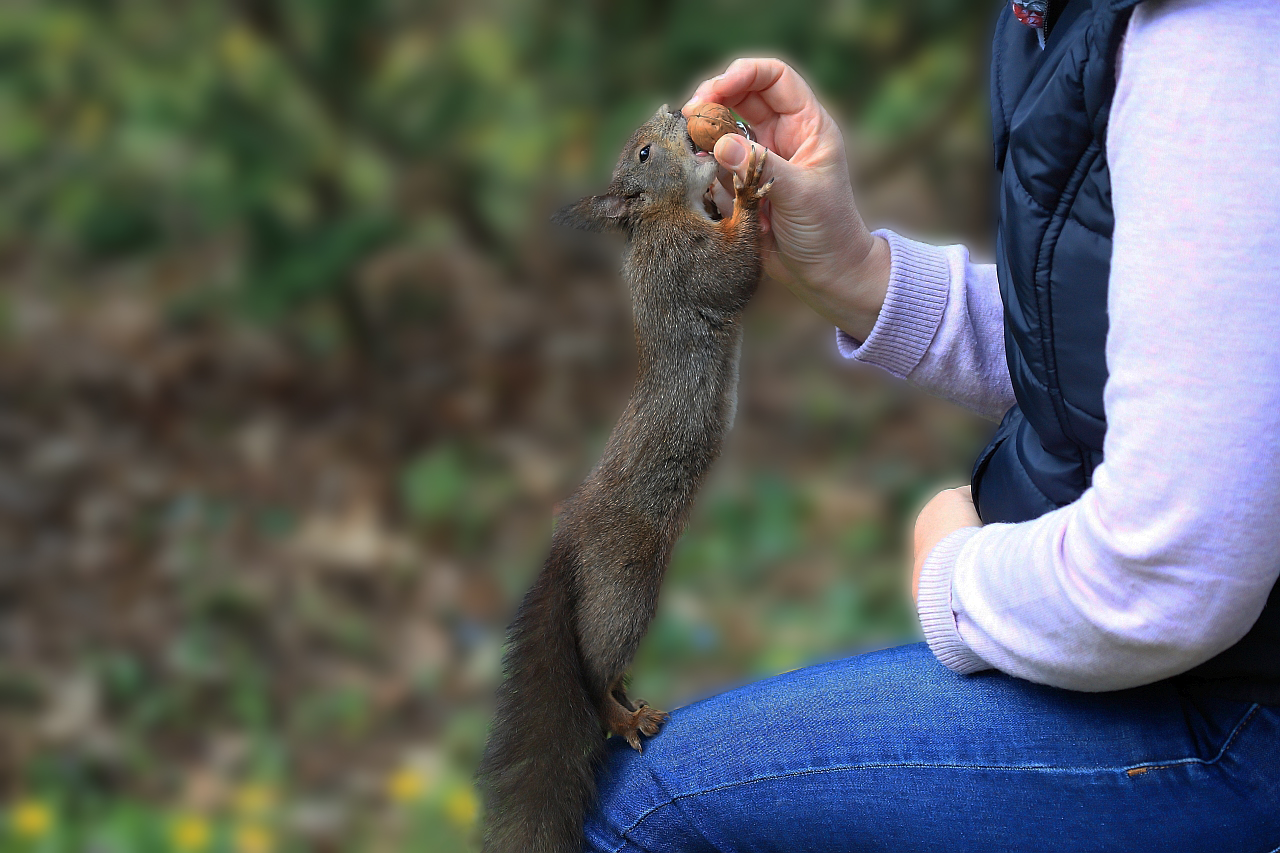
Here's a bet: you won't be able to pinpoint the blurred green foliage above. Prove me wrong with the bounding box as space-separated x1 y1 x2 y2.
0 1 999 851
0 0 992 333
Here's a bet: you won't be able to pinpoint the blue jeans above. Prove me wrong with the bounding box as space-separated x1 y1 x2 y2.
583 643 1280 852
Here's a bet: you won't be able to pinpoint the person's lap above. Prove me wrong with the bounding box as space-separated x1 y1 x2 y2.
582 642 1280 852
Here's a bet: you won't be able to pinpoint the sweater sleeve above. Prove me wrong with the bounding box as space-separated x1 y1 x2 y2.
917 0 1280 690
836 231 1015 423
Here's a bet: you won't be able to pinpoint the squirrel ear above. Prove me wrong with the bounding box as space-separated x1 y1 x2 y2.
552 193 632 232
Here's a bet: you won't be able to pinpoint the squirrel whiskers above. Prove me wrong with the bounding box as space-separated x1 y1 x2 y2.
477 105 773 853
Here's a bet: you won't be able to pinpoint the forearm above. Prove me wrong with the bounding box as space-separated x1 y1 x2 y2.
923 456 1280 691
836 230 1015 422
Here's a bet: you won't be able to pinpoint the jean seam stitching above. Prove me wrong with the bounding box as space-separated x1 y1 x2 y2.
614 705 1267 843
617 755 1192 841
1120 703 1261 776
610 763 705 853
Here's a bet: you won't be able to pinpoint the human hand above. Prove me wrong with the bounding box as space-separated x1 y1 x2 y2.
912 486 982 602
683 58 890 340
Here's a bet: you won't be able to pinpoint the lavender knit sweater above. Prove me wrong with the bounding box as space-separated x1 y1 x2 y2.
839 0 1280 691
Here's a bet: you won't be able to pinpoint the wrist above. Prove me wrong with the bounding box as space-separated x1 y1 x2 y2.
806 231 890 342
916 526 990 675
847 232 892 323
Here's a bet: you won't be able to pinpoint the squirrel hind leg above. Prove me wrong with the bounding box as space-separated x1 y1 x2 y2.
602 680 669 752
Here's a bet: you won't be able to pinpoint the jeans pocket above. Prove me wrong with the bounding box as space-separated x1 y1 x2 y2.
1123 701 1260 778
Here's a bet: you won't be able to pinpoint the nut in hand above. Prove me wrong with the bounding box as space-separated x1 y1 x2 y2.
688 103 742 152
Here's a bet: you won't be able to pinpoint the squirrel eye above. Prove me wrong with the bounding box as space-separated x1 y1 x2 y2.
638 145 650 163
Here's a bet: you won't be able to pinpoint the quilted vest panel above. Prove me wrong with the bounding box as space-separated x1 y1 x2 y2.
974 0 1279 698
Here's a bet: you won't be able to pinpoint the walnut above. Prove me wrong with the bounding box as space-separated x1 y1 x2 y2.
688 104 741 152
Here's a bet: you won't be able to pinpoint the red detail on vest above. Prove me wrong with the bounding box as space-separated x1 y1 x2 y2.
1012 1 1046 29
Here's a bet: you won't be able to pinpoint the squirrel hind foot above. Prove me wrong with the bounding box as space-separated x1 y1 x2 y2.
635 705 668 738
604 694 670 752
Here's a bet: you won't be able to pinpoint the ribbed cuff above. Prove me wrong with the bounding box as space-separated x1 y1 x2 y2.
916 526 991 675
835 230 951 378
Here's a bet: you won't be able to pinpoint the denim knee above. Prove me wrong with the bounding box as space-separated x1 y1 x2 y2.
583 736 679 853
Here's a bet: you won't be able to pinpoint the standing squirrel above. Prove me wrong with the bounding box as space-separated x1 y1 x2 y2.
477 105 773 853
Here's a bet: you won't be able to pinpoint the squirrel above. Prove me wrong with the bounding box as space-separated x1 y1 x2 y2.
477 104 773 853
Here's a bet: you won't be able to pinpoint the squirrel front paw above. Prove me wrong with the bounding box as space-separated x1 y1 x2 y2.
733 144 775 211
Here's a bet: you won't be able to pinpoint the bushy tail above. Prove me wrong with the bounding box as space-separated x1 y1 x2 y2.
478 541 604 853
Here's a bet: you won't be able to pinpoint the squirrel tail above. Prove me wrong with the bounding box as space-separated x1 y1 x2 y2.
478 538 604 853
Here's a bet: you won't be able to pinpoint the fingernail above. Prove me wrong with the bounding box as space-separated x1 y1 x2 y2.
717 135 748 169
683 94 700 111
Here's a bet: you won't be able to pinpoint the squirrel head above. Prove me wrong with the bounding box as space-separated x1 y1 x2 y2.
554 105 720 233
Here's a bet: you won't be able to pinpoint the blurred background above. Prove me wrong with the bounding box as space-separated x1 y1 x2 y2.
0 1 1001 851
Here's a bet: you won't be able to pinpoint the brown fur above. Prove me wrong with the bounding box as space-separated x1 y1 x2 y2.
477 105 772 853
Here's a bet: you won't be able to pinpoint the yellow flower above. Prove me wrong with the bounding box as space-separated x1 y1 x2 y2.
444 787 479 829
232 785 275 819
9 800 53 839
170 815 211 853
220 26 258 72
385 767 428 803
72 103 107 147
233 824 273 853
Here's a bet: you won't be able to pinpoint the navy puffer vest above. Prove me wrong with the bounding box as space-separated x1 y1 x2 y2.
976 0 1280 698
